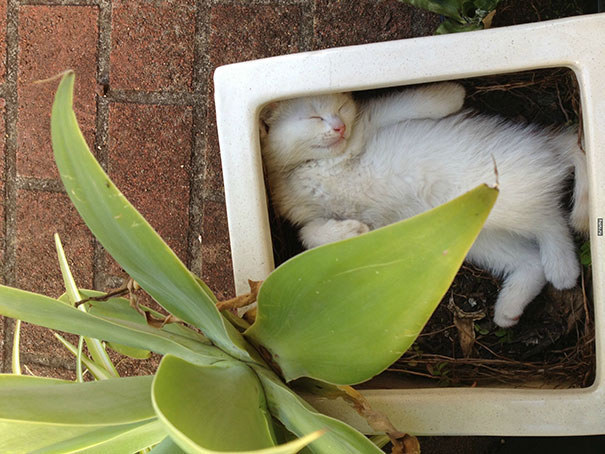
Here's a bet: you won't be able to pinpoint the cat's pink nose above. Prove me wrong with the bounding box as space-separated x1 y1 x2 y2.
333 123 346 137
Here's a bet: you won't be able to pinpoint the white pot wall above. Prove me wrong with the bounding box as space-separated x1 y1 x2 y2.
214 14 605 436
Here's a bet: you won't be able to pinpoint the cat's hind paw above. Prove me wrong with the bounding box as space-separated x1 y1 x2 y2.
493 311 521 328
543 256 580 290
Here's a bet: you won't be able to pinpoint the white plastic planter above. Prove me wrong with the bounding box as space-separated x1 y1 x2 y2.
214 14 605 436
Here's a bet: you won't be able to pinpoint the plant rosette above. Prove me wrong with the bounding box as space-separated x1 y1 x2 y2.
0 71 496 453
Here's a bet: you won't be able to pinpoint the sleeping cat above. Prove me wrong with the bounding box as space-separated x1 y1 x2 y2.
259 82 588 328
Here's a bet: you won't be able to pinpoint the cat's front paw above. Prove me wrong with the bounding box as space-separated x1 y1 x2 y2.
334 219 371 239
424 82 466 119
438 82 466 115
300 219 370 249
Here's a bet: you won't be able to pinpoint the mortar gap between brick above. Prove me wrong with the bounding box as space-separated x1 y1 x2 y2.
19 1 100 6
16 176 66 193
106 90 196 106
97 0 112 86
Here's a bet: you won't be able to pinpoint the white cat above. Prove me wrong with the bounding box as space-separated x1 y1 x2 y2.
260 83 589 328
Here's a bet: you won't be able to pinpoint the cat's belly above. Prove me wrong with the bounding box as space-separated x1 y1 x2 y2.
284 159 432 228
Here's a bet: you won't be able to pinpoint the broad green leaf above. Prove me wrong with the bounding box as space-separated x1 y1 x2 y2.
55 233 119 378
152 355 276 452
192 276 252 333
51 71 258 363
60 288 207 360
0 374 153 425
84 291 197 359
0 374 70 387
150 437 187 453
147 434 324 454
0 285 229 366
247 184 497 384
108 341 152 360
30 419 165 454
0 374 157 452
78 289 210 344
0 421 148 454
253 366 383 454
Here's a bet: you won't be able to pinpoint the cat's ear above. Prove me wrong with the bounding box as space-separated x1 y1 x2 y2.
260 102 279 123
259 102 279 139
259 117 269 140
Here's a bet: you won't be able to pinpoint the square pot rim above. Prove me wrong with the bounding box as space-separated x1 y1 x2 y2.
214 13 605 436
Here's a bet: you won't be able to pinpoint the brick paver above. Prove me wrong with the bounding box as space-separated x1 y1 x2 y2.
313 0 423 48
110 1 195 91
108 103 192 265
0 8 597 452
15 190 93 296
200 198 233 301
17 6 98 179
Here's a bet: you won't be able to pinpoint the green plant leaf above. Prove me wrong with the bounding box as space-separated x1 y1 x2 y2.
0 374 154 424
148 433 324 454
435 19 483 34
108 341 153 360
149 437 187 453
0 374 161 453
30 419 165 454
77 335 85 382
54 232 81 305
253 366 383 454
54 333 115 380
79 289 210 344
50 71 257 364
55 233 120 378
580 240 591 266
0 285 229 366
0 374 70 387
400 0 466 21
247 184 497 384
472 0 501 14
152 355 276 452
401 0 501 33
11 319 21 375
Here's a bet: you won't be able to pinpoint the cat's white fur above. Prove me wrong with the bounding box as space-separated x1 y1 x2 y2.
260 83 589 328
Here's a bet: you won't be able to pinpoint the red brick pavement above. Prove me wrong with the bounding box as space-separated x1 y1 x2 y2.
0 2 597 451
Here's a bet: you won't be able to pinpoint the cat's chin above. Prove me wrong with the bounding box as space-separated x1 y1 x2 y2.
311 137 347 154
326 137 347 152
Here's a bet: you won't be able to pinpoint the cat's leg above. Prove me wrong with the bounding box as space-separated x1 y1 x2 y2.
364 82 465 129
467 230 547 328
533 216 580 289
299 218 370 249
